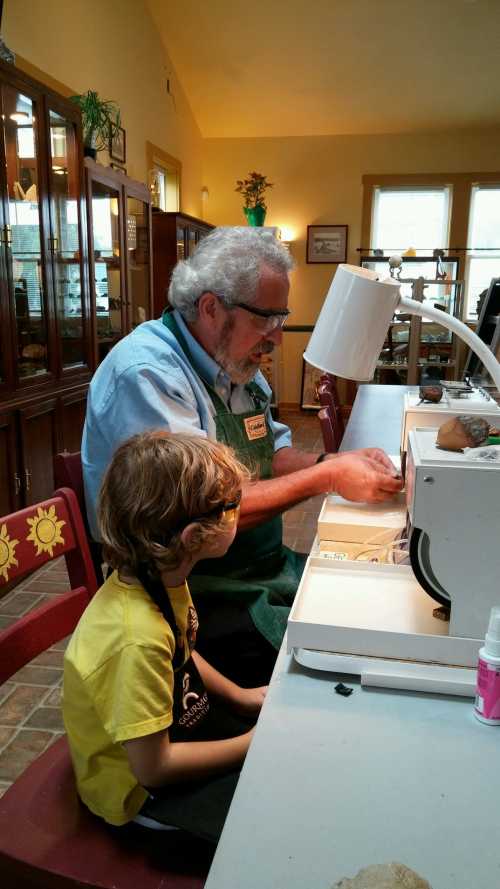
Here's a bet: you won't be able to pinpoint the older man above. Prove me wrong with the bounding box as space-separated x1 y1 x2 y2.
83 227 401 685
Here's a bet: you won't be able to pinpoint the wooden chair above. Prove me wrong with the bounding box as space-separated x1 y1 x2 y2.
0 489 210 889
54 450 104 585
318 385 344 450
318 406 342 453
318 377 345 439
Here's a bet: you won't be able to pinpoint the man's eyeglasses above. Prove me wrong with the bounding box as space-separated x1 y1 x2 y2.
231 302 290 333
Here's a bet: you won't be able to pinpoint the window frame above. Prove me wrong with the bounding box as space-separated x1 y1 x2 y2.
361 172 500 320
145 141 181 212
464 184 500 318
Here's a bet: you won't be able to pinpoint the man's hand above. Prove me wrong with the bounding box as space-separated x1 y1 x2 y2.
321 452 403 503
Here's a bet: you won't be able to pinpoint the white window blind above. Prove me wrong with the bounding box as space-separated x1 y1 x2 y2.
371 187 451 256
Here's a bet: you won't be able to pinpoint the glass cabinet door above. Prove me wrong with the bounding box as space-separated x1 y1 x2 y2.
90 179 124 363
126 196 151 328
47 108 87 370
1 85 49 381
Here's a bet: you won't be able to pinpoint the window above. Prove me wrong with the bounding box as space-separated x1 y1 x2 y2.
371 187 451 255
146 142 181 213
465 186 500 319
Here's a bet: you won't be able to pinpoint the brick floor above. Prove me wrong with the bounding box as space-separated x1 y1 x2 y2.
0 410 323 796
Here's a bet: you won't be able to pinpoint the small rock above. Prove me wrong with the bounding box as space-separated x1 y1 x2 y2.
332 861 433 889
436 415 490 451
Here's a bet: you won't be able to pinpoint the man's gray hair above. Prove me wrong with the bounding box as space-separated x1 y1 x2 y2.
168 226 294 321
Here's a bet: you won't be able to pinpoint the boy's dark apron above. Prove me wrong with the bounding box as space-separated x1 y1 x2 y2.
137 576 252 842
162 311 306 685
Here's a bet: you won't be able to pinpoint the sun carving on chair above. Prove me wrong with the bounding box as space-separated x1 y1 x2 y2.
26 506 66 557
0 524 19 582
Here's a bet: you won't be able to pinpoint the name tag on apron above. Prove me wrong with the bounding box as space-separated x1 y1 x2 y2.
244 414 267 441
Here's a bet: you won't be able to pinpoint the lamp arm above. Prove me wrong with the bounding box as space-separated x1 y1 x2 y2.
399 295 500 392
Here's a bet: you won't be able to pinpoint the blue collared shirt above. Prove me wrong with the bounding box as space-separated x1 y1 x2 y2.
82 310 292 539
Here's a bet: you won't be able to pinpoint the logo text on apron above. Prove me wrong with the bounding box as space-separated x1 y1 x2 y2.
244 414 267 441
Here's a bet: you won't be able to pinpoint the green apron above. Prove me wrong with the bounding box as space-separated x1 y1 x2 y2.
162 310 305 650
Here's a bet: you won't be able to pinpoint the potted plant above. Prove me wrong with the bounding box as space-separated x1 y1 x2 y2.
70 89 121 159
235 171 273 226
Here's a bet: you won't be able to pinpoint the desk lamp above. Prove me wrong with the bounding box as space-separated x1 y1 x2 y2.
303 264 500 391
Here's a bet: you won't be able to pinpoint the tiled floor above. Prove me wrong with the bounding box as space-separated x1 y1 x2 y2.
0 409 322 798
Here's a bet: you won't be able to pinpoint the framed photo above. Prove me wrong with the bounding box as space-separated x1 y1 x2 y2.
306 224 348 264
109 125 126 163
110 162 127 176
300 359 323 410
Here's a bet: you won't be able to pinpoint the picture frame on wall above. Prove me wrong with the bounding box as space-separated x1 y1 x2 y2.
109 125 126 163
300 359 323 410
306 224 348 264
110 162 127 176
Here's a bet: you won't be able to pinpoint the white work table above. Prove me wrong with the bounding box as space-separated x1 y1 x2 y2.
204 385 500 889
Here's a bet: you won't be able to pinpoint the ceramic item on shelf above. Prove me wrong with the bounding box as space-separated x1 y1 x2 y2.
419 383 443 403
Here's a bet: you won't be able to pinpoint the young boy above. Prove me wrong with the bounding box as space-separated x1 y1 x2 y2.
63 431 266 843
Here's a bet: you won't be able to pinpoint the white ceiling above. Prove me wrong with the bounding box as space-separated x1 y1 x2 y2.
147 0 500 139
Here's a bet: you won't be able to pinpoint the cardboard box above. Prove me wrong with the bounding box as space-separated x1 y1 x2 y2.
317 493 407 546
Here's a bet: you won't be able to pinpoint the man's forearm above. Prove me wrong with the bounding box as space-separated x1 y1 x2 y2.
238 458 330 530
272 445 320 475
238 447 403 530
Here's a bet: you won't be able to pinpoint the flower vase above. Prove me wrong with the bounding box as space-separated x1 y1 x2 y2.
244 206 266 227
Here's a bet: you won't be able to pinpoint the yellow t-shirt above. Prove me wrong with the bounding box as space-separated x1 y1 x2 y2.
62 571 196 826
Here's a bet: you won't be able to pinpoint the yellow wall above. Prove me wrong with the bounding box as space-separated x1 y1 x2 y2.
203 130 500 402
4 0 203 216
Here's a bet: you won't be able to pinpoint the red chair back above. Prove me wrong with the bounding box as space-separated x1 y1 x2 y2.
54 451 104 584
0 487 97 684
319 377 345 438
318 406 340 453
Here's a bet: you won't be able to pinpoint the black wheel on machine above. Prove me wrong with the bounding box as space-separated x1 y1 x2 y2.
409 527 451 607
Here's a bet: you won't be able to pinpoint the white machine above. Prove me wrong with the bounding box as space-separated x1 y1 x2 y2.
297 264 500 695
288 427 500 696
401 383 500 451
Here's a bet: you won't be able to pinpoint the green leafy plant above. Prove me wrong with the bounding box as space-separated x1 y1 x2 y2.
235 171 273 209
70 89 120 152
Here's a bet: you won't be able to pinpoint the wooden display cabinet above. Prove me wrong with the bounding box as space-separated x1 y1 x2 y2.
0 60 92 514
85 159 153 366
152 211 214 317
360 256 463 385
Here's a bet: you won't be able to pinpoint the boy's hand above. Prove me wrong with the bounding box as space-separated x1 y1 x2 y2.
232 685 268 716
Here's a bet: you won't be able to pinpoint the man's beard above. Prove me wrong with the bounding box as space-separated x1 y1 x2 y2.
214 315 274 385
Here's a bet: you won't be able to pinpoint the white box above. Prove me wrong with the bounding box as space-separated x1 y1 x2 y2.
287 557 480 667
401 389 500 451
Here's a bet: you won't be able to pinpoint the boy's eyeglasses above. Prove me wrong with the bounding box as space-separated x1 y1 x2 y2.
192 497 241 527
161 495 242 545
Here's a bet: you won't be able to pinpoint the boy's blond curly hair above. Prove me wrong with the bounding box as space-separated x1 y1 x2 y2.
98 431 249 575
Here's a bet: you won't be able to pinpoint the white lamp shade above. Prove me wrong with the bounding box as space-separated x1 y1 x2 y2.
304 264 401 381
